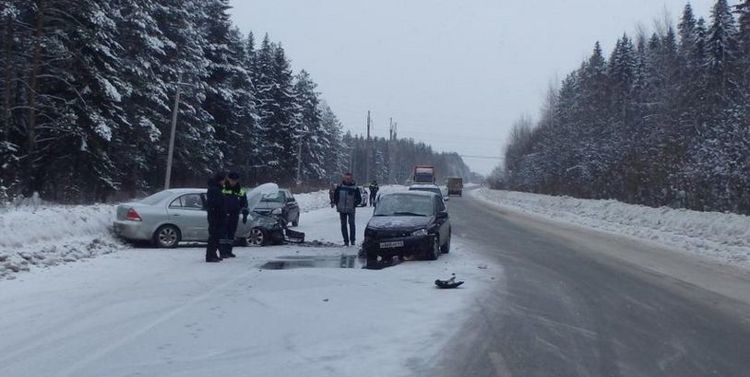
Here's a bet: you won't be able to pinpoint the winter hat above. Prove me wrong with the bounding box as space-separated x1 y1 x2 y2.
227 172 240 180
212 172 227 183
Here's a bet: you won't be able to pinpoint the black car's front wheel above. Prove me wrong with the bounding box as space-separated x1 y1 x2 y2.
441 230 451 254
247 227 266 247
425 236 440 261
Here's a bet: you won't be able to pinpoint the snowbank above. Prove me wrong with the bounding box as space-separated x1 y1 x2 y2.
0 189 341 279
0 204 125 279
294 190 332 212
472 188 750 270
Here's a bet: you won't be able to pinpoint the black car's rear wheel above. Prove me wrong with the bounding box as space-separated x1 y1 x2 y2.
425 236 440 261
247 227 266 246
154 225 181 248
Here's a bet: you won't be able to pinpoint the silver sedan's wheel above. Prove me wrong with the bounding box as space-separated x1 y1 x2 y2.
154 225 180 248
247 228 266 247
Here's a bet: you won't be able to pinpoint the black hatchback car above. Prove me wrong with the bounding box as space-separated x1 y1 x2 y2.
363 191 451 262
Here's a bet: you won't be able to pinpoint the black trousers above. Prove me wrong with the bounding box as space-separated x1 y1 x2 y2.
339 212 356 244
220 212 239 256
206 214 225 259
369 193 377 206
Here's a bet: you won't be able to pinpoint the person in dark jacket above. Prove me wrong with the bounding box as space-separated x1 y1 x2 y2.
333 172 362 246
205 172 227 263
219 171 249 258
368 180 379 207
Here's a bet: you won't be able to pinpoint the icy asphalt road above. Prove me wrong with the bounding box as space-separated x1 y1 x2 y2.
430 193 750 377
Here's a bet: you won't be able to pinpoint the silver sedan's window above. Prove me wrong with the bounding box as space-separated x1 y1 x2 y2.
169 197 182 208
170 194 203 209
140 191 174 205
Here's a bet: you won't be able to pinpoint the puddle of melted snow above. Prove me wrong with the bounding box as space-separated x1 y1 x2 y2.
260 254 360 270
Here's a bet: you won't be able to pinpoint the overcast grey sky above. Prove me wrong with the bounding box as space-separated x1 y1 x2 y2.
228 0 719 175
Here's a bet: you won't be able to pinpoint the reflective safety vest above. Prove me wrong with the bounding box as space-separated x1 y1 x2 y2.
222 187 248 214
222 188 247 196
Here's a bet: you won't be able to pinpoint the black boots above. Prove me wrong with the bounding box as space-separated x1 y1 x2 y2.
206 255 222 263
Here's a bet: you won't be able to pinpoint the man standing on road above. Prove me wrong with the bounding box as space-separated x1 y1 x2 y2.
333 172 362 246
205 172 226 263
219 172 249 258
368 180 379 207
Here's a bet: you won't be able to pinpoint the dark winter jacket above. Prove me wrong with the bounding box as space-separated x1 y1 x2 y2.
368 183 379 197
334 182 362 213
205 179 225 221
222 183 249 217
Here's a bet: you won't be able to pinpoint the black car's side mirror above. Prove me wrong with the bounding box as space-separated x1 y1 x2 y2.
437 211 449 219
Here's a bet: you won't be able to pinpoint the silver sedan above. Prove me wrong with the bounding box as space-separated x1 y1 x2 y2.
113 188 283 248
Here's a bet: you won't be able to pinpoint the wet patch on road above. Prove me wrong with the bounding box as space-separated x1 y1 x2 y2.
260 254 360 270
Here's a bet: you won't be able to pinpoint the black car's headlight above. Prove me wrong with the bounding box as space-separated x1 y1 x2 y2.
411 229 428 237
365 228 376 237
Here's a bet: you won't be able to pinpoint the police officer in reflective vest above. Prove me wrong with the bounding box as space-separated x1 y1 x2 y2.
220 172 249 258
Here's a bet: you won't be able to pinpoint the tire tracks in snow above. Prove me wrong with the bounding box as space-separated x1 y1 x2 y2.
53 268 257 377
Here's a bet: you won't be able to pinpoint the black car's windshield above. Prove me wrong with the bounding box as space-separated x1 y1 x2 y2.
261 191 285 203
139 191 175 205
374 195 434 217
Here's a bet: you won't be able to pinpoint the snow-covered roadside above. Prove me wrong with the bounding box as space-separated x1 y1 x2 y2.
294 189 333 212
0 204 499 377
472 188 750 270
0 205 125 279
0 189 334 279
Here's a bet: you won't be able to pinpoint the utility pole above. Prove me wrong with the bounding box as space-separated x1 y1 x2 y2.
365 110 371 183
366 110 371 140
164 72 183 190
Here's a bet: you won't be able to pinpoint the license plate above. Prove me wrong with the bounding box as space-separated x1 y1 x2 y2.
380 241 404 249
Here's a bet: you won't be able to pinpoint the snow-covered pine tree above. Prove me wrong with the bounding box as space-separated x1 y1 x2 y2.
319 102 345 183
254 37 301 184
115 0 172 195
22 0 132 201
152 0 218 187
293 70 326 183
706 0 739 100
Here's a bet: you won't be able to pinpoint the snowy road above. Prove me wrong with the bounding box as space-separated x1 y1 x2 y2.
0 202 498 377
431 192 750 377
4 191 750 377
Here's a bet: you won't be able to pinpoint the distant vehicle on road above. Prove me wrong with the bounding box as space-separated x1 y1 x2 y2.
253 188 301 227
113 189 284 248
447 177 463 196
413 165 436 184
363 191 451 262
409 184 447 202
